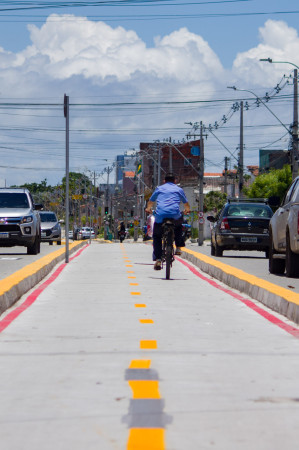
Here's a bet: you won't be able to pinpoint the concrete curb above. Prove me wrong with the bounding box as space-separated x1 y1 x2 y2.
0 241 86 316
182 248 299 325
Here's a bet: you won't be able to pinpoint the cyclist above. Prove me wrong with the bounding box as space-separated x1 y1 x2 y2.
145 172 190 270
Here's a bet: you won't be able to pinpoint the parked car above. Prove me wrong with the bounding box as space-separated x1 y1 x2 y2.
269 176 299 277
0 188 42 254
39 211 61 245
207 198 274 257
78 227 95 240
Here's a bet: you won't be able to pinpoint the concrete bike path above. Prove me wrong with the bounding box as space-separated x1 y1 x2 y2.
0 242 299 449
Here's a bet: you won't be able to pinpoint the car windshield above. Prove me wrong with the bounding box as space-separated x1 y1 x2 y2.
40 213 57 222
227 204 272 218
0 193 29 208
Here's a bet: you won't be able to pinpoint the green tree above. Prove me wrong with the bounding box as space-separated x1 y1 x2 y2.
204 191 227 214
12 178 54 194
243 165 292 201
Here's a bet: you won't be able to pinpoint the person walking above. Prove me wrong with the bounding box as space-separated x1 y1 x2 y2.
145 173 190 270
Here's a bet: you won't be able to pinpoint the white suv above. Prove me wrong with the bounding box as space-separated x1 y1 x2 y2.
0 188 42 255
269 176 299 277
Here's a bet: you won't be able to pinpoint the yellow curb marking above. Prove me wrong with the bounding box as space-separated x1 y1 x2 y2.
131 292 141 295
128 276 136 279
129 360 151 369
127 429 165 450
130 283 139 286
135 304 146 308
128 380 160 399
127 271 134 274
139 319 154 324
140 340 157 349
183 247 299 307
126 265 133 267
0 241 84 297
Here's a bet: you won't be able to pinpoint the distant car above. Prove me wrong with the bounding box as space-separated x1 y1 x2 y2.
68 230 73 240
269 176 299 277
39 211 61 245
207 198 273 257
78 227 95 240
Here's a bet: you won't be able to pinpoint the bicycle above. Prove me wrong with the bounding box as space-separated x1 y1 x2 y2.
161 218 175 280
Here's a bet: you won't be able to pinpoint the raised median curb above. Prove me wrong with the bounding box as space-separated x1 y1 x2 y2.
182 247 299 325
0 241 86 316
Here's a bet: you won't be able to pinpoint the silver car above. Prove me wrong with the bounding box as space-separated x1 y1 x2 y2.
269 177 299 277
39 211 62 245
78 227 95 240
0 188 42 254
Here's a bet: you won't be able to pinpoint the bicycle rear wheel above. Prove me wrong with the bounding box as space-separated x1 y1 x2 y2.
165 244 172 279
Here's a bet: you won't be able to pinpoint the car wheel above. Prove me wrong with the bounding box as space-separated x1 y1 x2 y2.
211 241 215 256
57 240 61 245
268 230 285 274
215 240 223 257
265 249 269 259
27 234 40 255
285 230 299 277
49 241 53 245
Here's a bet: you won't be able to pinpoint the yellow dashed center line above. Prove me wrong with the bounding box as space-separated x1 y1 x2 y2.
128 380 161 399
140 340 157 349
122 246 164 450
129 360 151 369
127 428 165 450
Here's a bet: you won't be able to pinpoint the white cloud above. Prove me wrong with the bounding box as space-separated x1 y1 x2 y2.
233 20 299 85
16 15 223 86
0 16 298 186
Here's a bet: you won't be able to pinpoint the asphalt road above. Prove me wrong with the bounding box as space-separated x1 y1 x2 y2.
186 241 299 293
0 242 298 449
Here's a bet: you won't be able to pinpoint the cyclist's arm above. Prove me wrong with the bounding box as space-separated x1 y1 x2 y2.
145 200 155 214
183 202 191 214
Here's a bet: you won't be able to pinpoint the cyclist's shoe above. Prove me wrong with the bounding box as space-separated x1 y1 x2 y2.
154 260 162 270
175 247 182 255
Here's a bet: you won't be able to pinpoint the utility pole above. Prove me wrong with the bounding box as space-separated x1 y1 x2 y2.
169 137 173 172
292 69 299 179
104 167 111 240
224 156 229 195
239 100 244 198
157 146 162 186
64 94 70 263
198 121 204 246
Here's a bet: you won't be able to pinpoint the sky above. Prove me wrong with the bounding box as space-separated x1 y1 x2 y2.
0 0 299 187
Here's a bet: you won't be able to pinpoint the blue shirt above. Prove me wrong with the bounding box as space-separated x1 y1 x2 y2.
149 182 188 223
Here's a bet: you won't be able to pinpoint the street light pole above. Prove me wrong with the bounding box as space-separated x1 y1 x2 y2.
198 121 204 246
293 68 299 178
260 58 299 179
239 101 244 198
